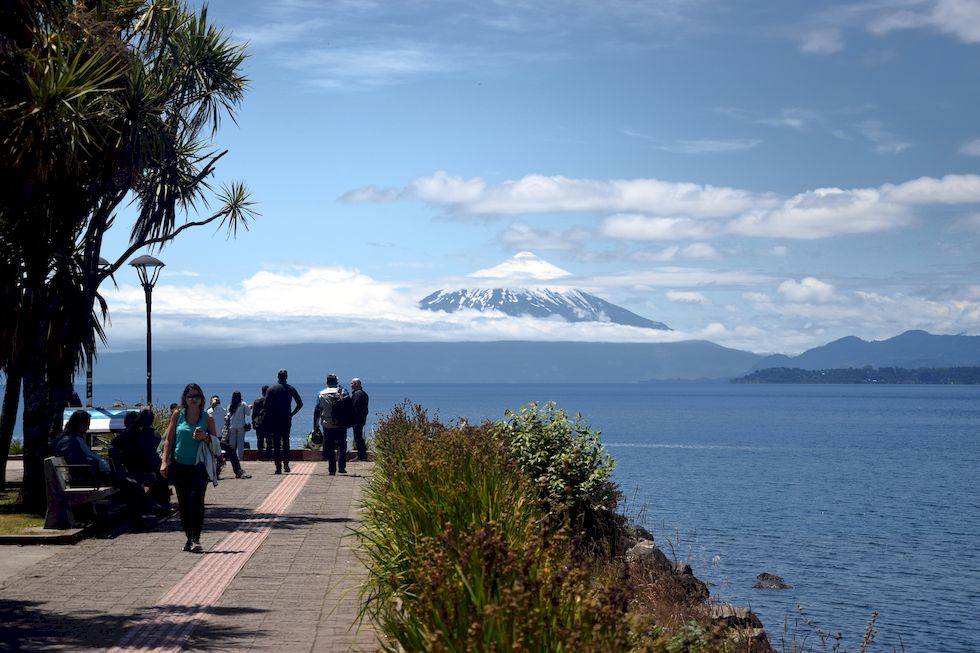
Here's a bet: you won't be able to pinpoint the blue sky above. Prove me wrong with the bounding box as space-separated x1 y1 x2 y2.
99 0 980 355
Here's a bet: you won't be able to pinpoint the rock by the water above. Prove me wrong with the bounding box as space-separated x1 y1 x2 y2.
625 539 672 570
711 604 773 651
753 572 792 590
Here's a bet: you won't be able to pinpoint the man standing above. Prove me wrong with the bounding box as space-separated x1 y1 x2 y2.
265 369 303 474
313 373 351 475
350 377 370 461
207 395 227 440
251 385 269 460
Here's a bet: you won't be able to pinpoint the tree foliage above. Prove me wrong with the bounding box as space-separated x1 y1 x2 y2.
0 0 255 507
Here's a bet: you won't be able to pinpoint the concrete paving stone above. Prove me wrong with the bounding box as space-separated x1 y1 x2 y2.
0 460 381 652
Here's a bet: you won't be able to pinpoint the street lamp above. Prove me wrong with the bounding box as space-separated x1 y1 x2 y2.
129 254 165 406
85 257 112 407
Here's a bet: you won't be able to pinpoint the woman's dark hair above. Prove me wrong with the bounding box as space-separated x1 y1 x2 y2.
180 383 206 411
65 410 91 433
229 390 242 415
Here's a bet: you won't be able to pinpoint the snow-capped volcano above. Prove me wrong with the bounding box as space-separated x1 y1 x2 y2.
419 287 671 330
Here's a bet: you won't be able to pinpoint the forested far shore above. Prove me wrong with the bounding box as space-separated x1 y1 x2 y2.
733 366 980 384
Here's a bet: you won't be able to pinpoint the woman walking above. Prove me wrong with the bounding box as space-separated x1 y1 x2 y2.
160 383 221 553
225 390 251 462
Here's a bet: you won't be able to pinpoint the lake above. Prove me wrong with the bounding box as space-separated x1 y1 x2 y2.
9 381 980 651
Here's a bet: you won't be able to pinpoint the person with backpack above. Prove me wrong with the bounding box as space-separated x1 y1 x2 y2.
312 373 352 475
350 377 370 461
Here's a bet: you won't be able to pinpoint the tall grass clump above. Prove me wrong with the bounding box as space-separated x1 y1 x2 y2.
358 401 636 652
491 401 620 551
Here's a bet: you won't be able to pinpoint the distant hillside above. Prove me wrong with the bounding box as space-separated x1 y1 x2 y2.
751 330 980 371
92 340 763 384
735 366 980 384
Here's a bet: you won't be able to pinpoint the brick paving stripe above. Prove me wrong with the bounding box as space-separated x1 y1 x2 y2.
107 462 316 653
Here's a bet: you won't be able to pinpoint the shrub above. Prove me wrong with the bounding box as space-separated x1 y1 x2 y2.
491 401 620 550
358 402 635 652
8 439 23 456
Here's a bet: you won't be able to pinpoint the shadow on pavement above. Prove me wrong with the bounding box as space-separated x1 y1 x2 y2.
199 507 355 534
0 598 268 652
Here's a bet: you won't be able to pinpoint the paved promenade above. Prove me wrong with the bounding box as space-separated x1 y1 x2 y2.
0 460 380 652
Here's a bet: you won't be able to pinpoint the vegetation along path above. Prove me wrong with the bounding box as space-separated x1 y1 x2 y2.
0 460 378 652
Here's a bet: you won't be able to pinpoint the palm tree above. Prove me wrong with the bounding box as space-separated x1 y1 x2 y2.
0 0 256 510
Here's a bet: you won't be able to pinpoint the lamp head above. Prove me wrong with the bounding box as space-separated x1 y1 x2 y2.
129 254 165 288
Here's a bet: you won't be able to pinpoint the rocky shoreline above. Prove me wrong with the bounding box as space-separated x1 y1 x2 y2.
624 535 775 651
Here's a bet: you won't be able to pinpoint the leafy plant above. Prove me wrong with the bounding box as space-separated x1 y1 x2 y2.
492 401 620 549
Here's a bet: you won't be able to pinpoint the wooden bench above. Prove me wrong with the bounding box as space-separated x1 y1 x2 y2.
43 455 118 529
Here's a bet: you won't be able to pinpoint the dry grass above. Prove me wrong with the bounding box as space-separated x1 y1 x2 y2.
0 487 45 534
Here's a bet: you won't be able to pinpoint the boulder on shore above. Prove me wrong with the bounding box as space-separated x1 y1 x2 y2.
753 572 792 590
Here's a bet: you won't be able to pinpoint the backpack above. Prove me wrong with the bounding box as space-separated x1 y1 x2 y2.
319 389 353 429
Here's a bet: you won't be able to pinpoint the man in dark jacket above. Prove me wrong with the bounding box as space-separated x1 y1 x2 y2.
251 385 269 460
350 377 370 461
264 370 303 474
313 373 351 475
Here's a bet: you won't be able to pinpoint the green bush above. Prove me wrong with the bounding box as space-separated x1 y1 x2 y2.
8 439 23 456
491 401 620 549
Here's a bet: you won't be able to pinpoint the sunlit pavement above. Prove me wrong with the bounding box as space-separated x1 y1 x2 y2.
0 460 379 652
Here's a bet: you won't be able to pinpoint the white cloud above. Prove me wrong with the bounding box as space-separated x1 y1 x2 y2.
858 120 912 155
679 243 720 259
409 171 488 204
338 186 401 203
758 107 822 130
342 172 980 244
653 138 762 154
960 138 980 156
951 213 980 231
588 267 775 291
799 28 845 54
728 187 912 239
769 245 789 257
499 223 588 251
289 43 460 89
348 172 770 218
666 290 708 304
869 0 980 44
778 277 838 303
601 214 714 240
743 291 772 303
882 174 980 203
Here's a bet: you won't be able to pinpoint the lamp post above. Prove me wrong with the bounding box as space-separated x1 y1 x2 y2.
85 257 112 407
129 255 165 406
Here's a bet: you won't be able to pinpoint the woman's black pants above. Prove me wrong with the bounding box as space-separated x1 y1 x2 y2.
170 461 208 540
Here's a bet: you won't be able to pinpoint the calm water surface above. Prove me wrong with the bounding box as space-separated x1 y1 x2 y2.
12 381 980 651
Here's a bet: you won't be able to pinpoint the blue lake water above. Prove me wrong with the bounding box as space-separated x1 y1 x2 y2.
9 381 980 651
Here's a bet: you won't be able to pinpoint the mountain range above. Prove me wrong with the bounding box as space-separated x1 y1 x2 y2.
751 330 980 371
87 330 980 384
419 287 670 330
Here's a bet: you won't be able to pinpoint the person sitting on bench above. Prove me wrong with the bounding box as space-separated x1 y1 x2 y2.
110 409 171 507
52 410 170 525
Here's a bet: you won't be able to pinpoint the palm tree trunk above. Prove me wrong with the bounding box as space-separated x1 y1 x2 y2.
19 343 55 514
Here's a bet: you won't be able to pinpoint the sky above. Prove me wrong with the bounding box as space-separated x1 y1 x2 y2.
97 0 980 356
